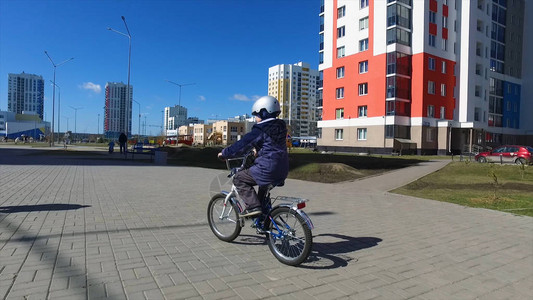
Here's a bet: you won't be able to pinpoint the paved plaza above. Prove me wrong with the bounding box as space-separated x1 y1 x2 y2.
0 146 531 299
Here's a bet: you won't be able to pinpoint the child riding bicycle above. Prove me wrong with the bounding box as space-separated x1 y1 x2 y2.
218 96 289 217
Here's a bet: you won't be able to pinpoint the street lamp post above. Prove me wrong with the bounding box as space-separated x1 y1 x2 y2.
63 116 69 132
165 80 195 107
44 51 73 146
108 16 132 139
132 99 141 141
97 114 100 136
161 110 164 136
69 106 83 143
50 81 61 142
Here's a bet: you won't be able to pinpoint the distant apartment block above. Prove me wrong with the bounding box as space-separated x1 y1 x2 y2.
317 0 531 154
192 123 213 146
8 72 45 120
268 62 320 138
164 105 187 134
104 82 132 139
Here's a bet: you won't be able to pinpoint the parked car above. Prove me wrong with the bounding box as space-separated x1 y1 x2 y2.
475 145 533 165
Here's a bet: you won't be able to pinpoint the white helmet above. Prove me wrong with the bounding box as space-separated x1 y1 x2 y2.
251 96 281 117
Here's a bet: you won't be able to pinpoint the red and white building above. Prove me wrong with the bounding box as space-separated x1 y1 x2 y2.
317 0 531 154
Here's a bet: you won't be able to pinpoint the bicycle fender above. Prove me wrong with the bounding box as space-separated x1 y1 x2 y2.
273 204 314 230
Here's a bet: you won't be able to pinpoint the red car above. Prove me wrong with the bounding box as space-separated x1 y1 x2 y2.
475 145 533 165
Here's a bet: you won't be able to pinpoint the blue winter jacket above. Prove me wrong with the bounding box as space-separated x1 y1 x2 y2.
221 118 289 186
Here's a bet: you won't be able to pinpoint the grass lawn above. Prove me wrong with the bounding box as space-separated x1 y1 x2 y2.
391 162 533 217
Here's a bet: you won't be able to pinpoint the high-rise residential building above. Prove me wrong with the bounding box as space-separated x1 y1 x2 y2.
7 72 45 120
317 0 531 154
164 105 187 134
268 62 320 137
104 82 132 139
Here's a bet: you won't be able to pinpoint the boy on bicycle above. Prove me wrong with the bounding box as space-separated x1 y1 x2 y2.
218 96 289 217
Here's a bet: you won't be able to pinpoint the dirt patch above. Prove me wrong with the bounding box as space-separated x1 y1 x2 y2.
289 162 374 183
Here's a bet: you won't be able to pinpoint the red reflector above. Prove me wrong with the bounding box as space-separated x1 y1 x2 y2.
297 202 306 209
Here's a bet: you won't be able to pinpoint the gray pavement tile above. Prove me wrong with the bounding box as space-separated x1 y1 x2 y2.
1 150 532 299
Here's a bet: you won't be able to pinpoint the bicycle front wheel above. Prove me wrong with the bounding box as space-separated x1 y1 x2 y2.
266 207 312 266
207 193 242 242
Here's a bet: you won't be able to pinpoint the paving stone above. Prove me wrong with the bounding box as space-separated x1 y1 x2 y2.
0 149 531 299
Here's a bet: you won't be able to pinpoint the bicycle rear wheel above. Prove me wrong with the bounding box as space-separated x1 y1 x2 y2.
207 193 241 242
266 207 312 266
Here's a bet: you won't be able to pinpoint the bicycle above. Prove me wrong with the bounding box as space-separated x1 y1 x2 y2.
207 152 314 266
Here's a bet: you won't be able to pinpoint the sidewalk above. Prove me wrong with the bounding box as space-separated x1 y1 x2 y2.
0 148 531 299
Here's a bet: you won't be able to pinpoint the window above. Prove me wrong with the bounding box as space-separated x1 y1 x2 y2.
337 46 345 58
359 83 368 95
428 57 436 70
474 107 480 121
387 28 411 46
357 128 367 140
336 87 344 99
442 39 447 51
359 39 369 51
336 108 344 119
440 106 446 119
442 61 447 73
427 105 435 118
336 67 345 78
358 105 367 117
441 84 447 96
337 26 345 38
335 129 344 140
387 51 411 75
428 81 435 94
387 3 411 28
360 0 369 9
442 16 448 28
426 128 435 142
359 61 368 73
359 17 369 30
385 125 394 138
429 11 436 23
337 6 345 18
429 34 436 47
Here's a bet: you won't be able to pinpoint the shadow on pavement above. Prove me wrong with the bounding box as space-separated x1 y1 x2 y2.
231 233 382 269
0 148 156 166
0 204 91 214
300 234 382 270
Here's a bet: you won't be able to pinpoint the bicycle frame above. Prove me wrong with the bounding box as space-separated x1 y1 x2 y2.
220 154 314 234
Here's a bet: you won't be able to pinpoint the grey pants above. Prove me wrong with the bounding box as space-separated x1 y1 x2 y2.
233 169 268 210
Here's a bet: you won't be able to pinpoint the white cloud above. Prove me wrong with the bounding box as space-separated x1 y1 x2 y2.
79 82 101 93
198 95 206 101
231 94 260 102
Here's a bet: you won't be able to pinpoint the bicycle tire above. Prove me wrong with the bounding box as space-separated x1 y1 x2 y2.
207 193 241 242
266 207 312 266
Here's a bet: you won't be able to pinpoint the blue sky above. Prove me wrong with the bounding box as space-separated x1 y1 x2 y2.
0 0 319 135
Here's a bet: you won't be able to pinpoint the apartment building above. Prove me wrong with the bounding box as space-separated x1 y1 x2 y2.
192 123 213 146
268 62 320 137
317 0 531 154
211 121 246 146
7 72 45 120
104 82 132 139
164 105 187 133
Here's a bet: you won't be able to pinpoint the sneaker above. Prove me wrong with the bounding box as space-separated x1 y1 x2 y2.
240 207 262 217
